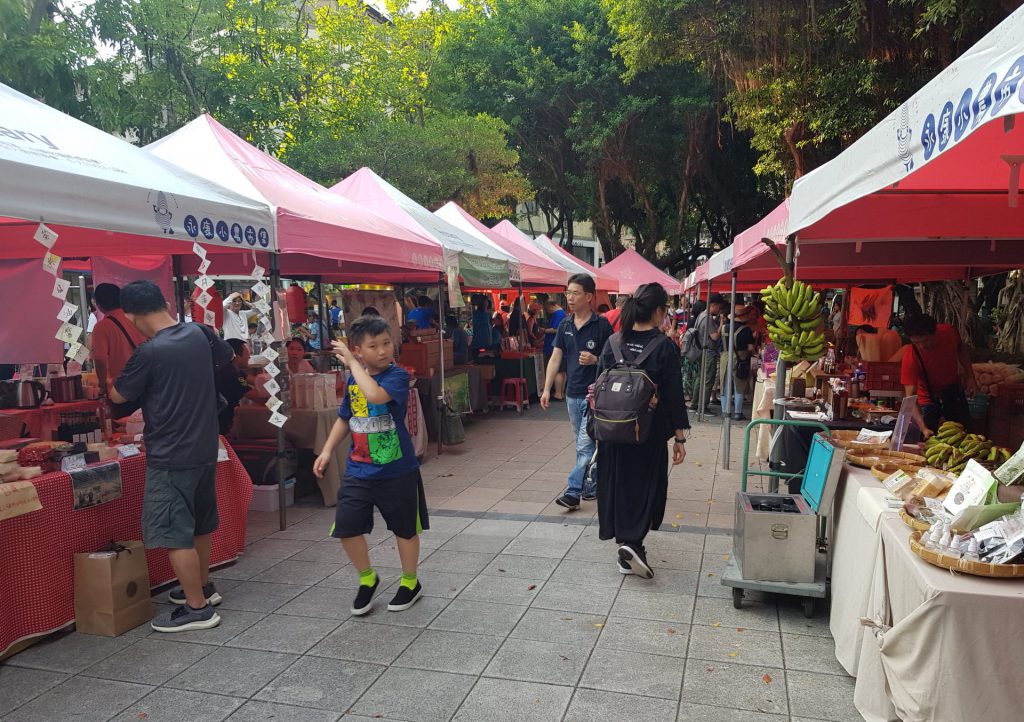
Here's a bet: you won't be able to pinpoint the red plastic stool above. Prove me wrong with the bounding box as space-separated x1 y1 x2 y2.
501 378 530 412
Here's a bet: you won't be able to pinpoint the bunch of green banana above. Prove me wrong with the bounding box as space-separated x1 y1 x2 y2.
923 422 1012 470
760 279 825 362
925 421 966 448
924 441 958 469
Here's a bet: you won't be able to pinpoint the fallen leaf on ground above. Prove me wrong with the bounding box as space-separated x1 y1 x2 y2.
559 655 569 661
527 584 537 590
706 666 715 672
712 622 722 628
498 569 506 573
670 522 679 528
762 674 773 684
695 463 702 467
137 715 148 721
736 627 746 632
560 617 574 621
707 572 715 577
675 513 684 519
666 628 677 635
723 555 729 560
728 652 738 658
593 622 604 628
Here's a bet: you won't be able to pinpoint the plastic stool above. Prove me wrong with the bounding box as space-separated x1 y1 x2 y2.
501 378 530 411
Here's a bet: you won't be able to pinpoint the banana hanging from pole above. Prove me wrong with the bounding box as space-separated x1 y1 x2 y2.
761 278 826 362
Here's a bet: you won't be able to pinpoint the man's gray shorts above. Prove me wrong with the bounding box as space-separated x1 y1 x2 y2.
142 463 219 549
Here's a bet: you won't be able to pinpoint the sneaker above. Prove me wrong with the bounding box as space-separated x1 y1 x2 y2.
618 544 654 579
351 577 381 616
581 492 597 501
151 604 221 633
388 581 423 611
555 494 581 511
732 413 746 421
617 558 634 575
167 581 221 607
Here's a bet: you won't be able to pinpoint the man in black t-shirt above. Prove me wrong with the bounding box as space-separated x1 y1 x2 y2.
215 339 258 436
110 281 233 633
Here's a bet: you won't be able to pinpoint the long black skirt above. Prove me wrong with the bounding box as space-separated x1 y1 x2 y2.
596 437 669 544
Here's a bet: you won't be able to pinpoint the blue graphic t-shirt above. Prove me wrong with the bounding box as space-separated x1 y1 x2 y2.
338 363 419 480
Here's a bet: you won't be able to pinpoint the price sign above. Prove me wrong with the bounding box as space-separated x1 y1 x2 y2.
117 444 141 458
61 454 86 472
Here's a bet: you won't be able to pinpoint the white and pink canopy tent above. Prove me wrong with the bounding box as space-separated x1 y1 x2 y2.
145 116 444 280
435 203 567 288
601 248 682 295
492 221 618 292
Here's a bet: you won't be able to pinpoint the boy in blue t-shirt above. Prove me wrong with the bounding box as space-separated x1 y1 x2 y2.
314 315 428 615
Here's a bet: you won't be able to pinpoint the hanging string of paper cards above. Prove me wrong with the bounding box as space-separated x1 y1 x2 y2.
34 222 90 367
191 242 217 326
250 261 288 429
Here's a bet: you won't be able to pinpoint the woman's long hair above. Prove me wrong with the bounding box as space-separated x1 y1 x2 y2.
620 283 669 339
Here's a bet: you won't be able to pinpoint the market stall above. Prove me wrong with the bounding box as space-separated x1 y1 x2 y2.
600 248 681 295
492 221 619 292
0 441 251 658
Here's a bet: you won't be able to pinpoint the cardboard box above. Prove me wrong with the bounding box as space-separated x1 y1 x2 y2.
74 540 153 636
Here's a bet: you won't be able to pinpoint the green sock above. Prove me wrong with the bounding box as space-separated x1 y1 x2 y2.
400 572 417 590
358 567 377 587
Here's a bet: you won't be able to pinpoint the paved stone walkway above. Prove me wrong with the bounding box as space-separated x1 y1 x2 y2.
0 407 860 722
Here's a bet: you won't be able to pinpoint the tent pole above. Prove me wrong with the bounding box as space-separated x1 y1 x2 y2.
697 279 712 423
172 256 186 322
315 276 326 370
269 254 288 531
774 234 798 414
518 278 525 416
722 271 737 470
437 274 446 456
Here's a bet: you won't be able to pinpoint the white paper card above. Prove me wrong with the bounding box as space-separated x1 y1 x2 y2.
52 277 70 300
65 342 82 360
251 281 269 296
253 299 271 314
261 346 279 361
195 275 214 290
263 378 281 395
33 223 59 249
264 362 280 377
251 265 265 279
217 447 229 462
265 395 283 412
197 258 211 274
192 242 207 259
55 322 82 344
117 444 141 458
56 302 78 322
195 291 212 308
269 411 288 428
203 309 216 325
73 343 90 364
42 251 61 276
261 332 276 345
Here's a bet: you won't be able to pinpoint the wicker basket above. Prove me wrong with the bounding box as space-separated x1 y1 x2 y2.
908 530 1024 578
846 449 926 469
831 429 889 451
900 509 931 531
871 462 925 480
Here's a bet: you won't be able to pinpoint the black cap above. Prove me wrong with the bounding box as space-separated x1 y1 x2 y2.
708 293 726 306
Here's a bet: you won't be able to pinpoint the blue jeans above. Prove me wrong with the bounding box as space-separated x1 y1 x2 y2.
566 396 597 498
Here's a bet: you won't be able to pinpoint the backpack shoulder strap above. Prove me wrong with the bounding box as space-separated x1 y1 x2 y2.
632 334 669 368
608 334 625 364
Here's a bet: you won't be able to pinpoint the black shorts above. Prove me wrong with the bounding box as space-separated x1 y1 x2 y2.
332 468 429 540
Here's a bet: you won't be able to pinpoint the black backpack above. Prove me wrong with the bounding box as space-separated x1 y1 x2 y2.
590 334 667 445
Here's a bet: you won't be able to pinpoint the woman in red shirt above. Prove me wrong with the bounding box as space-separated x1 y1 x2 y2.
901 314 976 432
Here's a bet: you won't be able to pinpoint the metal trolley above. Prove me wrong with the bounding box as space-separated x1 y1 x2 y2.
721 419 844 618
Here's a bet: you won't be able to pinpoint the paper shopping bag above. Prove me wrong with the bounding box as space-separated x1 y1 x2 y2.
74 540 153 636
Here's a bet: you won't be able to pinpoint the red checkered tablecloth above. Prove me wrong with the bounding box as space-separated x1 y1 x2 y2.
0 439 253 657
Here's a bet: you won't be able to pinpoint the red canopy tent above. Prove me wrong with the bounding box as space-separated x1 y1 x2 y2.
601 248 681 295
491 221 619 292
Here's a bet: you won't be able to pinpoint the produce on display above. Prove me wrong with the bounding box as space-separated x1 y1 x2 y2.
923 422 1011 474
972 362 1024 396
760 279 826 362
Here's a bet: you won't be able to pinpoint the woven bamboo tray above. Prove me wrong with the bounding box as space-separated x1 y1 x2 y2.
846 449 926 469
900 509 931 531
909 530 1024 578
871 462 925 480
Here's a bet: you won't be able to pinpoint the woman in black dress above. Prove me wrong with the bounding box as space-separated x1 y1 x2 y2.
596 283 690 578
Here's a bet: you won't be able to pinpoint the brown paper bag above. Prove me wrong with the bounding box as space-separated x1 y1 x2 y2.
74 540 153 636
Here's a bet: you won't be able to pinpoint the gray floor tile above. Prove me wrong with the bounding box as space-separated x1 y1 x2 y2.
416 571 479 598
0 667 66 717
2 632 133 673
548 559 624 588
687 624 783 667
622 568 699 596
510 608 606 648
146 605 267 646
564 538 618 563
518 521 585 542
289 540 349 564
110 688 244 722
786 670 860 721
275 586 353 620
355 595 450 628
439 533 514 553
645 532 707 555
451 678 573 722
681 659 788 715
210 554 282 581
216 581 309 613
225 614 341 654
4 676 151 722
244 538 316 559
697 571 735 599
429 599 527 636
254 656 384 712
646 549 704 572
252 560 345 586
610 590 695 624
351 667 475 722
481 554 560 580
462 519 530 536
484 637 589 686
458 575 545 606
308 619 420 664
702 535 734 554
777 600 833 638
165 647 297 698
782 633 848 676
564 688 678 722
676 702 787 721
596 617 690 658
580 648 685 700
418 550 495 575
530 581 617 615
395 629 504 675
81 637 213 685
228 701 341 722
692 595 779 633
317 565 402 592
502 536 574 558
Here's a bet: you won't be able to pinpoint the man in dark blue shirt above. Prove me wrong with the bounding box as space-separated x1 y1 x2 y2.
541 274 613 510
